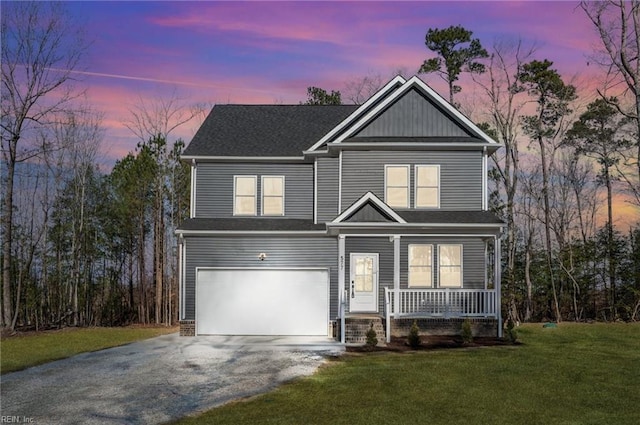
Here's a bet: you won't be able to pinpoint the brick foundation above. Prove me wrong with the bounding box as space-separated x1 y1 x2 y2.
337 317 386 345
336 316 498 342
391 317 498 338
179 320 196 336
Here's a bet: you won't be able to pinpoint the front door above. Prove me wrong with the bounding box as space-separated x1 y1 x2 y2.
349 253 378 312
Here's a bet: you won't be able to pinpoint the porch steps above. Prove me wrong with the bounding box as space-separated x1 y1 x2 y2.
344 316 386 345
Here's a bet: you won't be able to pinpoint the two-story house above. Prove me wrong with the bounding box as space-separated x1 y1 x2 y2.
176 76 504 342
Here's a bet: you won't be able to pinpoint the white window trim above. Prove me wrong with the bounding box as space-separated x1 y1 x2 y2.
384 164 410 209
438 244 463 288
261 175 285 216
414 164 440 209
233 175 257 216
408 244 433 288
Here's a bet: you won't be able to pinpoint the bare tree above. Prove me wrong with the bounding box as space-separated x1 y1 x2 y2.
124 92 204 325
473 38 536 321
344 73 386 105
51 110 104 326
582 1 640 206
343 68 412 105
124 90 206 143
1 1 88 329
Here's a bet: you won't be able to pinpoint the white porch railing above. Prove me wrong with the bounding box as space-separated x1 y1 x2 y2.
385 287 497 318
384 287 498 343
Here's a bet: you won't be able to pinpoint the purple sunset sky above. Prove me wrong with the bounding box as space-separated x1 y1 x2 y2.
64 1 600 162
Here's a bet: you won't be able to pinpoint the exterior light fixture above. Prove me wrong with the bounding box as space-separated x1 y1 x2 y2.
258 252 267 261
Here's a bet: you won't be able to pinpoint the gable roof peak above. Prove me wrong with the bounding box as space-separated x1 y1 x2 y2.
332 192 407 224
329 75 498 146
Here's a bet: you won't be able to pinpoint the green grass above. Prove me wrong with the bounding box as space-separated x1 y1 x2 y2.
174 323 640 425
0 326 176 374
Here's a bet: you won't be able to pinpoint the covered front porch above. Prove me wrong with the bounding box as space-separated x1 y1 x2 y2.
328 192 504 343
335 232 503 343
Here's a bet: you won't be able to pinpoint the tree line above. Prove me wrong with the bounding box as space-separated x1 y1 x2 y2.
2 1 639 331
417 3 640 323
1 2 194 330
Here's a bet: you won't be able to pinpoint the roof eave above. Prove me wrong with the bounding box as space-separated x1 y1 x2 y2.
326 142 503 153
180 155 308 163
175 229 327 236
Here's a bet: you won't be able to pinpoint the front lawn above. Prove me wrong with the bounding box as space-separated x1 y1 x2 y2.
174 323 640 425
0 326 177 374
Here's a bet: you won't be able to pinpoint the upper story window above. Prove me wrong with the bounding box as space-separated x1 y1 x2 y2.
439 244 462 288
408 244 433 287
234 176 257 216
415 165 440 208
262 176 285 216
385 165 409 208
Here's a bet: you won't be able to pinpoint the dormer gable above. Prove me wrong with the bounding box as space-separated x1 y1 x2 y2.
332 192 406 224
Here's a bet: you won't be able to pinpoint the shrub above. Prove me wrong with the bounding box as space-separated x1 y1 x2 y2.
505 319 518 343
408 320 421 348
461 318 473 344
366 323 378 347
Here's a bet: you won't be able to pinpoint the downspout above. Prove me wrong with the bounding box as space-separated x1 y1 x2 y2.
313 158 318 224
338 151 343 213
190 159 197 218
495 234 503 338
178 235 185 321
482 146 488 211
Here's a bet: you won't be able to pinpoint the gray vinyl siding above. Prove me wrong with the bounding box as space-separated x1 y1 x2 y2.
195 162 313 219
345 237 394 313
183 236 337 320
345 203 394 222
341 150 482 211
316 157 339 222
354 89 472 138
400 237 485 289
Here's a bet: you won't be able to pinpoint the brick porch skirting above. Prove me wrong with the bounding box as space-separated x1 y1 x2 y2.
179 320 196 336
391 317 498 338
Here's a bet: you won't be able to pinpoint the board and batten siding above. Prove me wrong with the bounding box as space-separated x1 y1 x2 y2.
341 150 482 211
354 88 472 138
316 157 339 222
183 236 338 320
345 237 394 313
400 237 486 289
195 162 313 219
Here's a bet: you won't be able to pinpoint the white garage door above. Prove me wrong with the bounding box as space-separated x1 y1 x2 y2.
196 268 329 336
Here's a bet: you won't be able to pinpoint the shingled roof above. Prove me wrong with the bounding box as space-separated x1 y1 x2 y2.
183 104 358 157
177 218 325 232
398 210 505 225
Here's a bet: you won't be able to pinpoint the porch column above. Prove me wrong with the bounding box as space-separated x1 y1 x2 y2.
495 235 503 337
393 235 400 319
339 235 346 344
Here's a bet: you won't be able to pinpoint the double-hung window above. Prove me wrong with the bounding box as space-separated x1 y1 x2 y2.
439 244 462 288
234 176 257 216
385 165 409 208
408 244 433 287
262 176 284 216
415 165 439 208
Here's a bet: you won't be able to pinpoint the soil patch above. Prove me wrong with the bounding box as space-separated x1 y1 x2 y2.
347 335 518 353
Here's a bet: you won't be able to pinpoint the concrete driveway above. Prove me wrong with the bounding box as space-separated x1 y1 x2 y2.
0 333 343 424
